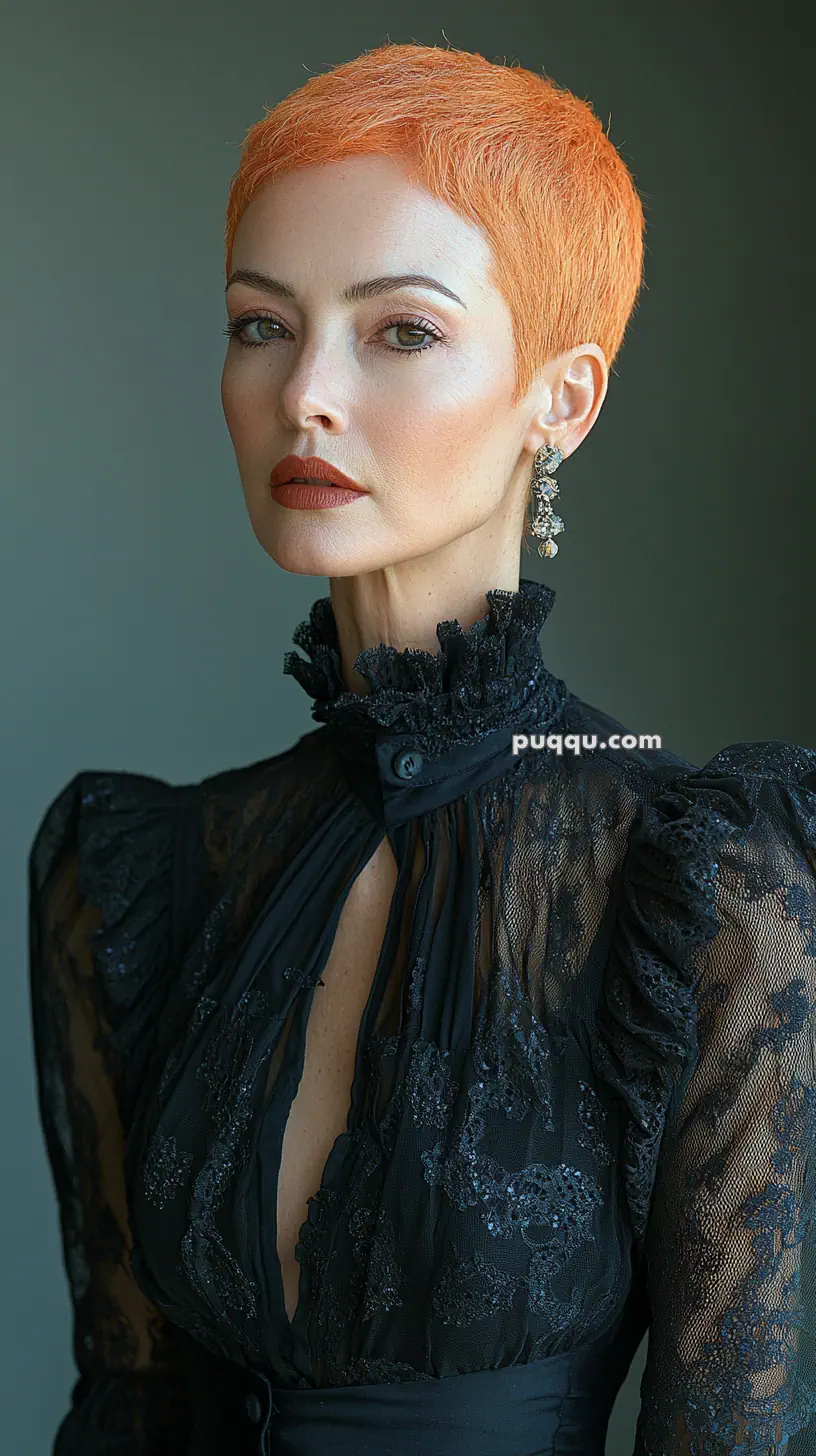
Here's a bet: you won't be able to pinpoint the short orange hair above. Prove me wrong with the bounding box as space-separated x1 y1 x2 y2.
224 42 645 405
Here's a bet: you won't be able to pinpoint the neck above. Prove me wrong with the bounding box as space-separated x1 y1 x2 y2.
328 546 524 698
282 572 563 760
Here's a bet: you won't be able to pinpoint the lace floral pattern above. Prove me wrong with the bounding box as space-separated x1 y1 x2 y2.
27 579 816 1453
628 748 816 1455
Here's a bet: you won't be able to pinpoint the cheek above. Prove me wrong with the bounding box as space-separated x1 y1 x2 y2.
378 377 511 502
220 363 267 449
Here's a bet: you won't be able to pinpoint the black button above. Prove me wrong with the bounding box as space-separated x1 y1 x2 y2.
245 1391 263 1423
392 748 424 780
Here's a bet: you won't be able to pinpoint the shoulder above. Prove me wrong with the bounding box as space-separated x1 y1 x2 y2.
191 726 336 876
28 768 198 1026
29 767 190 902
30 726 326 909
558 690 816 820
609 730 816 976
516 691 694 861
192 725 327 810
560 690 694 779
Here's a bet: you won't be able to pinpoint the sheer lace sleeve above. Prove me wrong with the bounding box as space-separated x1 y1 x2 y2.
28 771 195 1454
604 742 816 1455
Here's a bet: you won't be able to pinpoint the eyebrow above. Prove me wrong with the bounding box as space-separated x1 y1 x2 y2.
225 268 467 310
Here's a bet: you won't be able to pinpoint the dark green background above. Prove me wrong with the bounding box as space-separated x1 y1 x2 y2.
2 2 811 1450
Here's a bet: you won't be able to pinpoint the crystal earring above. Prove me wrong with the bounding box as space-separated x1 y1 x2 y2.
527 442 565 558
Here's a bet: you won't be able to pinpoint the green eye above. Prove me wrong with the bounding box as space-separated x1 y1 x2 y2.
222 311 445 358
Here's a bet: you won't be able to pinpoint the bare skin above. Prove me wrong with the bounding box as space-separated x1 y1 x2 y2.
275 836 397 1325
220 153 610 1323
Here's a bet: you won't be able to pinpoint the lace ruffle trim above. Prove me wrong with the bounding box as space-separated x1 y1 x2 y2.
282 576 568 752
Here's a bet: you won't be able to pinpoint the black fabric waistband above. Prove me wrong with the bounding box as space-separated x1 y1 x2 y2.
179 1291 645 1456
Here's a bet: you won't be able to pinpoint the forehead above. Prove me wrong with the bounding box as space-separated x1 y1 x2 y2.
230 154 495 299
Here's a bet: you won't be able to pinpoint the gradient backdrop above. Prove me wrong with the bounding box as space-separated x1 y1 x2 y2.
1 2 812 1450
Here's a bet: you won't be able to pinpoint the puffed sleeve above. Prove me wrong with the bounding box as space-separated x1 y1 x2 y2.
597 741 816 1455
28 771 196 1454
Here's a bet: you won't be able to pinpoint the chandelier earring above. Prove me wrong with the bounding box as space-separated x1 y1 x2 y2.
527 442 565 559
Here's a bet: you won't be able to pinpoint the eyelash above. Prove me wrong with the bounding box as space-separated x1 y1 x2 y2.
222 310 444 359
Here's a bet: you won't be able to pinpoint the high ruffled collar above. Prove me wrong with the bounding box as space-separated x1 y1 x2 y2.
282 576 568 759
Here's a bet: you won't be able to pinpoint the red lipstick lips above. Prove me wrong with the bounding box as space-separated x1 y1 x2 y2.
269 454 368 509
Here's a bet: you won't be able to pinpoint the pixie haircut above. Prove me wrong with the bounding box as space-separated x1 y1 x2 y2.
224 42 645 406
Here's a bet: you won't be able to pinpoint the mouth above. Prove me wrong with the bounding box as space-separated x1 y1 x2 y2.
269 454 367 493
289 477 340 486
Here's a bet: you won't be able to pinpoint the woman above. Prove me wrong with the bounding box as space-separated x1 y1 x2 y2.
28 40 815 1456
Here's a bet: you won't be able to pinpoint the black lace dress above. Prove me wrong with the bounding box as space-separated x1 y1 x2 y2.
28 577 816 1455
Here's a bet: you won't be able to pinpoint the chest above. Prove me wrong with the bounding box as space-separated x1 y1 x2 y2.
275 837 398 1323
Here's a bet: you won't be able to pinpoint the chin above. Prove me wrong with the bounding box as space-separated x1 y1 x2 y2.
244 498 471 578
247 519 378 579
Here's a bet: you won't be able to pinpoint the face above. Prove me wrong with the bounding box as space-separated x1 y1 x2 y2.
221 154 603 580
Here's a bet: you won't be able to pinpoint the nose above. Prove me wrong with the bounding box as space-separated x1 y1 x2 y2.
277 340 350 437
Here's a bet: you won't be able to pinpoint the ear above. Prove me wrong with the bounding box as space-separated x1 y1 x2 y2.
527 344 609 459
